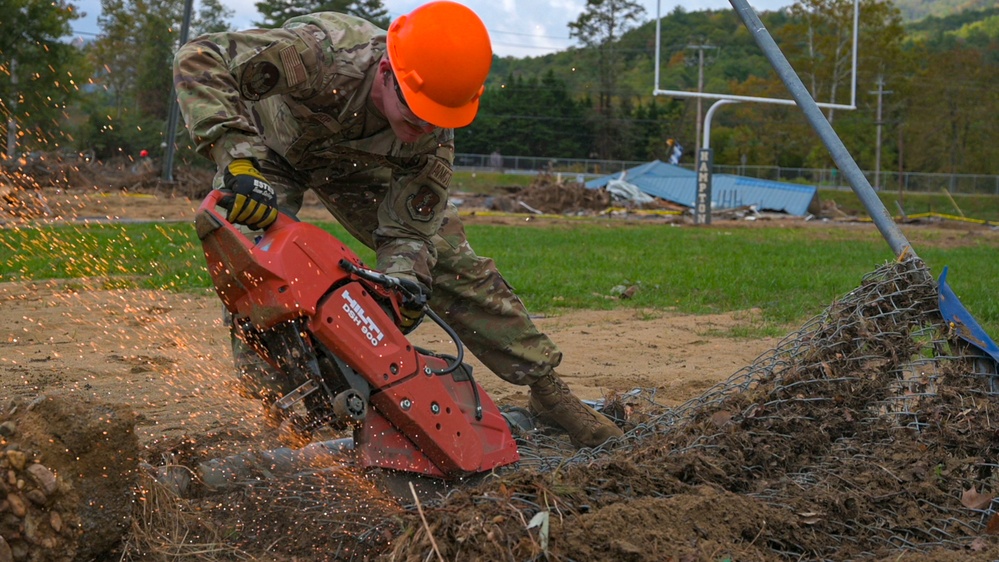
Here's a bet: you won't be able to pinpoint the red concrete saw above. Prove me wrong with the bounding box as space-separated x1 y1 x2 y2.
195 190 520 482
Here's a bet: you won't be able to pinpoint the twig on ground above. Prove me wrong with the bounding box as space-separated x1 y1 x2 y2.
410 481 444 562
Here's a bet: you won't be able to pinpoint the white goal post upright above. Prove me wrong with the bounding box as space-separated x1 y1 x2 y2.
655 0 863 227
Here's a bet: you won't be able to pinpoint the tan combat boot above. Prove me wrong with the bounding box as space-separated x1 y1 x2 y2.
528 373 623 447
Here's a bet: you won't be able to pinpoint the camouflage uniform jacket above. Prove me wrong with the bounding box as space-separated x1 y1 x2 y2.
173 12 454 285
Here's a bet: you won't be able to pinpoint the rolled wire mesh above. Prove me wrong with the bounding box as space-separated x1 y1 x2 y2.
511 256 999 558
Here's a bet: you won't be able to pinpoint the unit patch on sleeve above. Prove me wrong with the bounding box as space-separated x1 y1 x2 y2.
406 185 441 222
240 61 280 101
426 158 453 188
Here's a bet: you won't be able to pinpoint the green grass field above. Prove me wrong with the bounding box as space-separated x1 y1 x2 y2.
2 218 996 339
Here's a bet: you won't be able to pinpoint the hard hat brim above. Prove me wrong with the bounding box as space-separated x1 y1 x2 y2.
403 88 480 129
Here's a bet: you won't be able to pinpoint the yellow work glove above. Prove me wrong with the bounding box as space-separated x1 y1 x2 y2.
220 159 279 229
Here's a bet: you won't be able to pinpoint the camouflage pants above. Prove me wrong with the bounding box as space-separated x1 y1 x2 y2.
215 155 562 399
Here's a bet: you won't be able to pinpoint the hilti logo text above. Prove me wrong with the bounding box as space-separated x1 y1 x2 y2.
341 290 384 347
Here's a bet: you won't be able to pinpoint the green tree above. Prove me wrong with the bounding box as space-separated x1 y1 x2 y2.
490 8 793 162
899 44 998 175
625 96 684 161
349 0 388 29
90 0 231 113
135 0 176 119
568 0 646 159
0 0 85 157
725 75 812 168
195 0 234 33
724 0 907 171
457 71 592 158
254 0 388 28
82 0 233 158
778 0 905 125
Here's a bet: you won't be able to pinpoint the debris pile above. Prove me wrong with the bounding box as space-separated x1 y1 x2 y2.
485 172 612 214
0 431 77 562
1 155 213 220
482 171 684 216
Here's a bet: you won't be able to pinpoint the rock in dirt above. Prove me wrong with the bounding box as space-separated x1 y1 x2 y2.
0 393 140 561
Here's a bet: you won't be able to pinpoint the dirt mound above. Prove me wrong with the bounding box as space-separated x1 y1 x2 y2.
0 394 139 561
486 173 614 214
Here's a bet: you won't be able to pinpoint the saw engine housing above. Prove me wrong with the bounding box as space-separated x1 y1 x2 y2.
195 191 519 479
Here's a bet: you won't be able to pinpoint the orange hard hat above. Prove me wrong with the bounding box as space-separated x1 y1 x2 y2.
387 1 492 128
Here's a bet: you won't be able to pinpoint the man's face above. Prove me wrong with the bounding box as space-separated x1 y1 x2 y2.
384 68 437 142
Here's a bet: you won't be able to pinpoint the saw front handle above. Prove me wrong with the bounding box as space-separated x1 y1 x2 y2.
197 188 298 239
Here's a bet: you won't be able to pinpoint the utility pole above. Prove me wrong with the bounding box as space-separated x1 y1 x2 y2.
162 0 195 181
686 44 716 155
5 58 17 161
897 124 905 202
869 76 892 191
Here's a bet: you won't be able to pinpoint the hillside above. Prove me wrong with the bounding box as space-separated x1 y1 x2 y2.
490 3 998 100
490 8 783 101
903 5 999 42
892 0 996 21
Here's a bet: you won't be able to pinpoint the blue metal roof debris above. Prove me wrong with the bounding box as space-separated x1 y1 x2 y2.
585 160 817 216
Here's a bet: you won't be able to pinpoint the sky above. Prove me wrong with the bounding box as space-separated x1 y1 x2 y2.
67 0 794 59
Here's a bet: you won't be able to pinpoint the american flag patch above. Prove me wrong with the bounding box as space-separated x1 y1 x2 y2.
280 46 306 88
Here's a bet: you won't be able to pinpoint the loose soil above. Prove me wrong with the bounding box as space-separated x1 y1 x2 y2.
2 170 999 560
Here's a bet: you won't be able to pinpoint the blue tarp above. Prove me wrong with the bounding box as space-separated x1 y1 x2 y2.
586 160 817 216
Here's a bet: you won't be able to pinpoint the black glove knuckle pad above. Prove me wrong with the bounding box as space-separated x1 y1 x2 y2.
222 159 278 229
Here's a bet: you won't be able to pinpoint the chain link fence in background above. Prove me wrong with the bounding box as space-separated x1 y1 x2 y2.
457 153 999 196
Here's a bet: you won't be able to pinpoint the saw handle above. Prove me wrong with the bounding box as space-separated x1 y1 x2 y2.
337 260 481 418
198 188 298 236
339 260 469 373
339 260 426 306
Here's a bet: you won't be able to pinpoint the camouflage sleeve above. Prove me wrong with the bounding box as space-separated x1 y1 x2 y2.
374 132 456 288
172 26 327 167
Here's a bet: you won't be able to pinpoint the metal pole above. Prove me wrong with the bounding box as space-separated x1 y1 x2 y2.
873 78 883 190
848 0 859 108
728 0 914 260
654 1 661 99
687 44 716 154
869 76 892 192
161 0 194 181
703 99 739 150
696 47 704 154
5 58 17 160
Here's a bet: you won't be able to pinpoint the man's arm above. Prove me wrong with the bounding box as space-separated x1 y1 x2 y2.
374 132 456 289
172 26 326 167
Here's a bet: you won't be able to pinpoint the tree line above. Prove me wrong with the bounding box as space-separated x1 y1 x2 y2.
0 0 995 178
473 0 998 176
